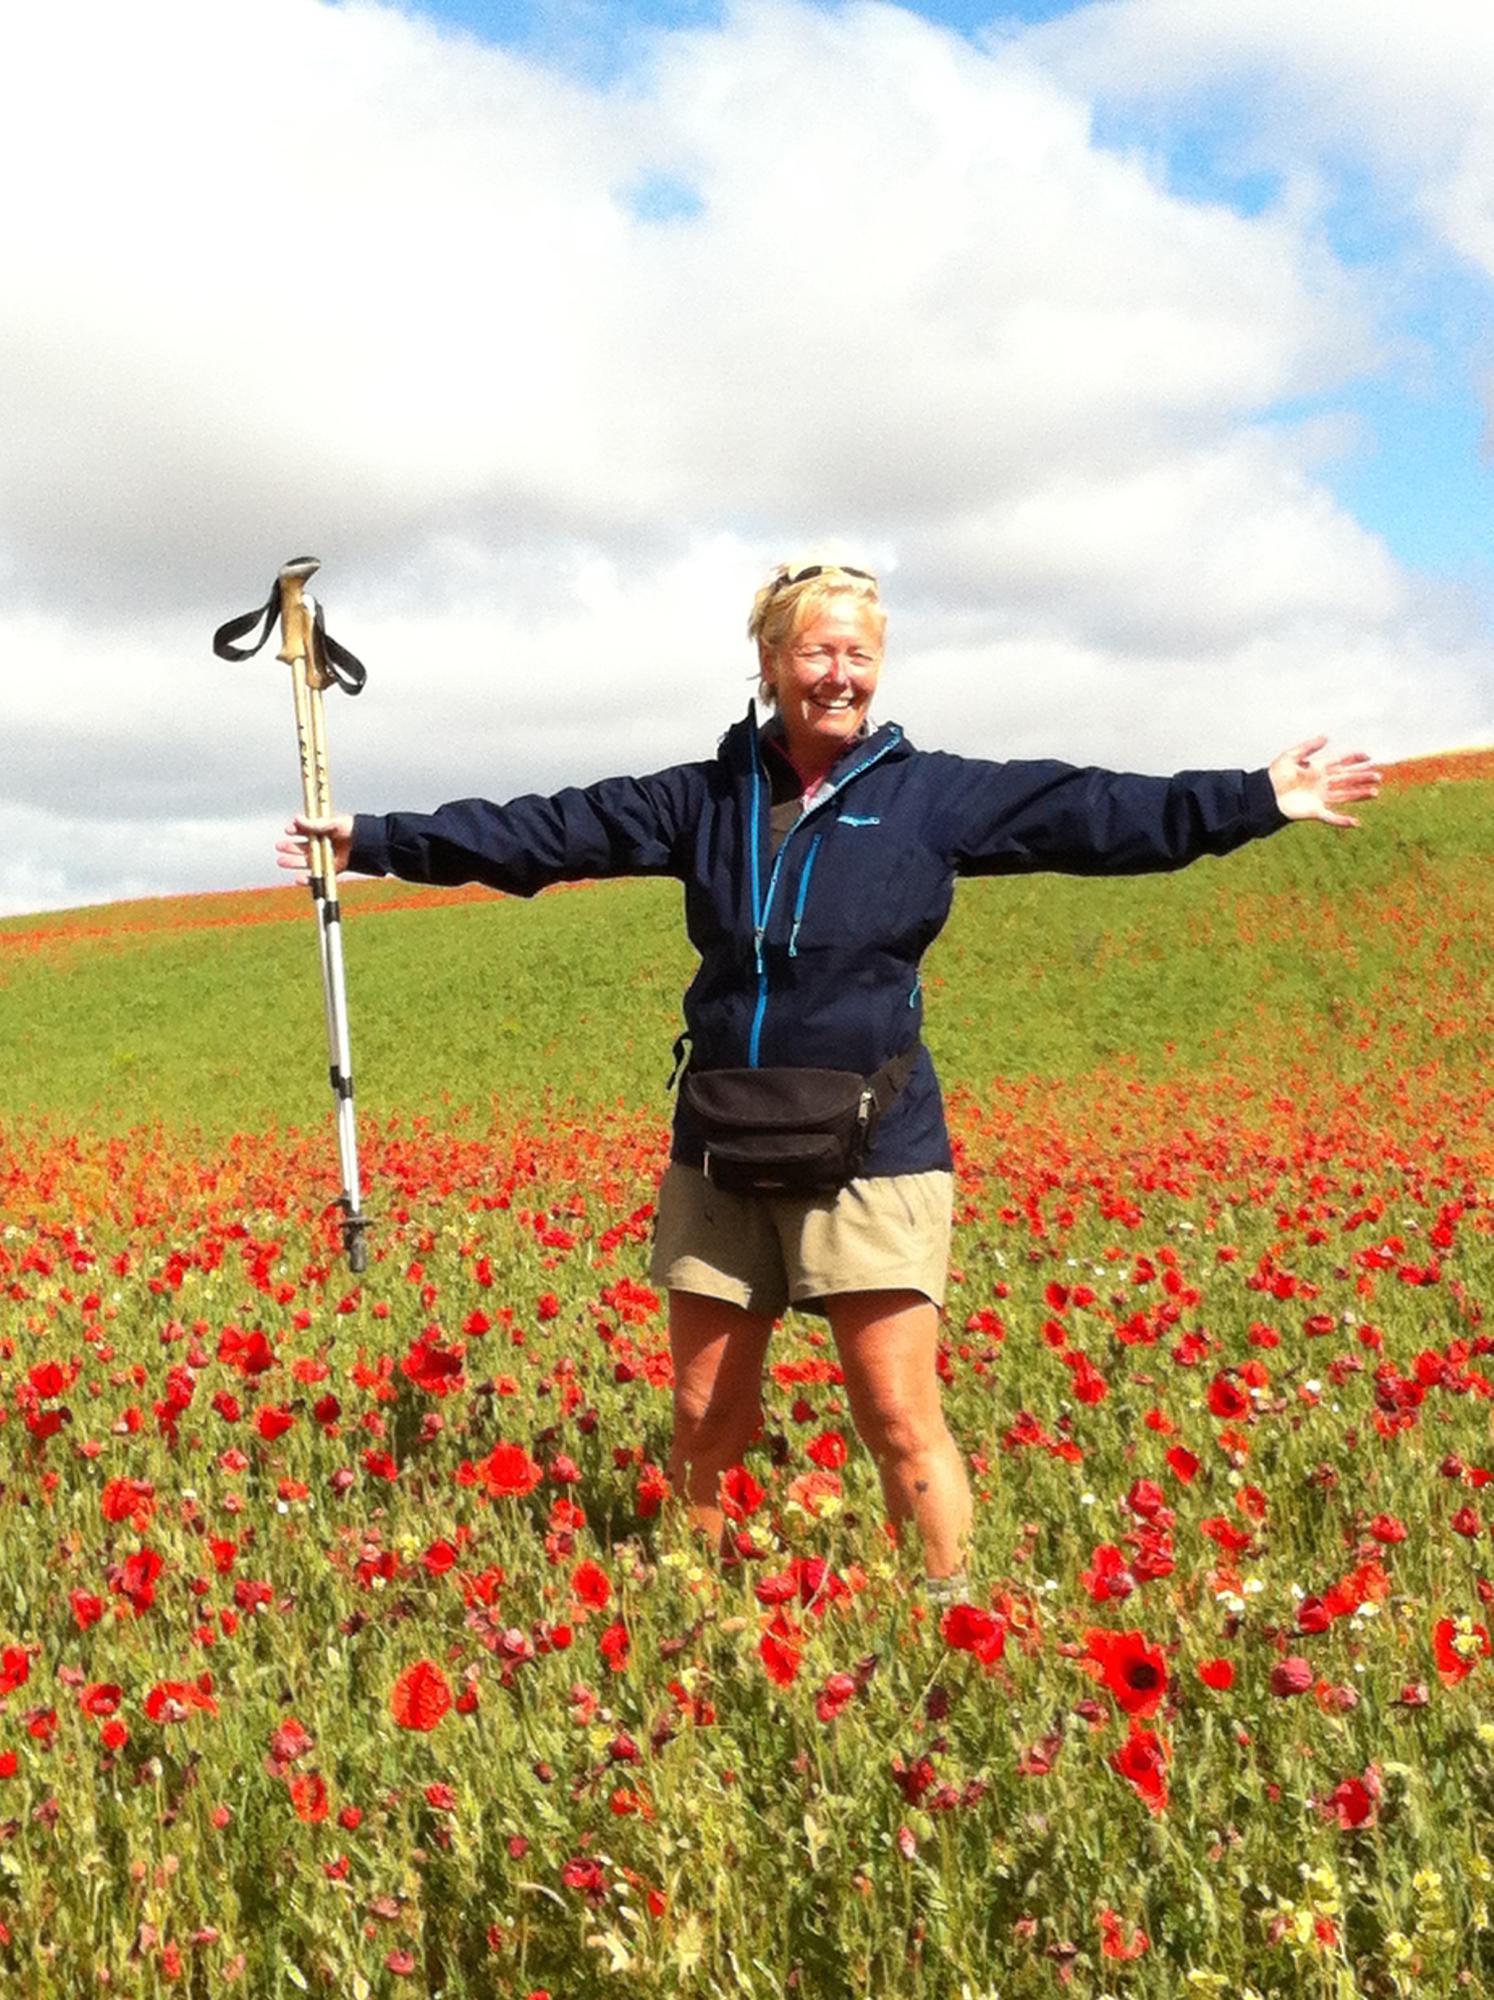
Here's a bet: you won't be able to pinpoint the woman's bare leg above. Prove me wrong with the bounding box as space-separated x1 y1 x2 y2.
826 1288 972 1579
666 1289 775 1549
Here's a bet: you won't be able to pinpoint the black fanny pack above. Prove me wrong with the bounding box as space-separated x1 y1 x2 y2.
681 1043 920 1196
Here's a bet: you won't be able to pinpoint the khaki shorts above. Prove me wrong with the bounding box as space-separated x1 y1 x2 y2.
649 1162 954 1320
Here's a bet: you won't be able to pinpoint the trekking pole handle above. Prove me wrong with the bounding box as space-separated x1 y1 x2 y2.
275 558 320 680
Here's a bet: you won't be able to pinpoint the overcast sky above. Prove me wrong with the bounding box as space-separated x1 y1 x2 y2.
2 0 1491 915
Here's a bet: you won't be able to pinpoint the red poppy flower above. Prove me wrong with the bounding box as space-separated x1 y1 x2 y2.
1107 1721 1168 1813
1322 1775 1375 1830
768 1553 843 1612
815 1672 857 1723
940 1603 1006 1668
1066 1352 1110 1404
1125 1479 1167 1520
759 1613 804 1687
1083 1628 1169 1717
635 1462 669 1516
570 1560 611 1610
1206 1374 1250 1420
1432 1615 1490 1685
1129 1527 1174 1583
753 1568 799 1607
477 1442 543 1499
609 1785 655 1820
1080 1543 1135 1603
718 1465 766 1521
389 1659 453 1731
1164 1444 1199 1483
268 1717 314 1765
560 1857 608 1902
143 1678 218 1723
890 1752 938 1805
288 1771 329 1823
28 1360 65 1399
1196 1658 1234 1691
598 1620 630 1672
69 1591 104 1632
1199 1516 1254 1555
100 1476 155 1524
1097 1906 1148 1959
109 1548 163 1612
805 1430 847 1470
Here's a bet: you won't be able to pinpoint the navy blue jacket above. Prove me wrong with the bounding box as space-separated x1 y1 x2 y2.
348 708 1288 1174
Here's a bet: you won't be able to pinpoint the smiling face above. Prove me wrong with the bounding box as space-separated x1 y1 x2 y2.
761 597 884 779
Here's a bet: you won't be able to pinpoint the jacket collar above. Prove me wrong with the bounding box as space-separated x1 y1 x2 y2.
722 702 907 782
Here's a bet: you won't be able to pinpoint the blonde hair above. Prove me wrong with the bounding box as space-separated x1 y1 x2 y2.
747 562 886 708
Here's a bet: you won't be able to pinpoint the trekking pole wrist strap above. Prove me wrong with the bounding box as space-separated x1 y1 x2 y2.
212 560 368 695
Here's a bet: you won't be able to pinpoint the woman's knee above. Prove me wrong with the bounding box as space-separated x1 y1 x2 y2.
854 1400 946 1468
671 1390 762 1463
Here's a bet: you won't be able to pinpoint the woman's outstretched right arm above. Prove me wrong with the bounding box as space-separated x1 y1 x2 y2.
276 767 708 896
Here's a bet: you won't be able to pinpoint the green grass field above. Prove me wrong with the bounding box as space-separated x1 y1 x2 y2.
3 771 1488 1138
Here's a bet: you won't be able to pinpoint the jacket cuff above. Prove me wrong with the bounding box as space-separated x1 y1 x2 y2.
346 813 391 878
1245 767 1289 836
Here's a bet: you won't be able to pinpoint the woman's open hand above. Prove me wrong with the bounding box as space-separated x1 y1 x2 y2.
276 812 355 883
1268 737 1381 828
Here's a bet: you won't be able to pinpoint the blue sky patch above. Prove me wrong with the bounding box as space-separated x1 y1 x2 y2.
622 173 704 223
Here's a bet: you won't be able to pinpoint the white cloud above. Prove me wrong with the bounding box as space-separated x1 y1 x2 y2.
0 0 1489 914
0 805 278 918
1008 0 1494 275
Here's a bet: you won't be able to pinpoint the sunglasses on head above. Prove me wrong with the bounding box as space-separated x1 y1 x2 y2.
769 563 877 595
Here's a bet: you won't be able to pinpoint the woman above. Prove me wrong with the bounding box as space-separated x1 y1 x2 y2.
279 560 1380 1599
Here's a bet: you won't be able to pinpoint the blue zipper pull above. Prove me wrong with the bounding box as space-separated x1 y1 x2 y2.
787 832 823 958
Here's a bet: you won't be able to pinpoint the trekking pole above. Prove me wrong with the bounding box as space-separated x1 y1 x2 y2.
213 557 371 1273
